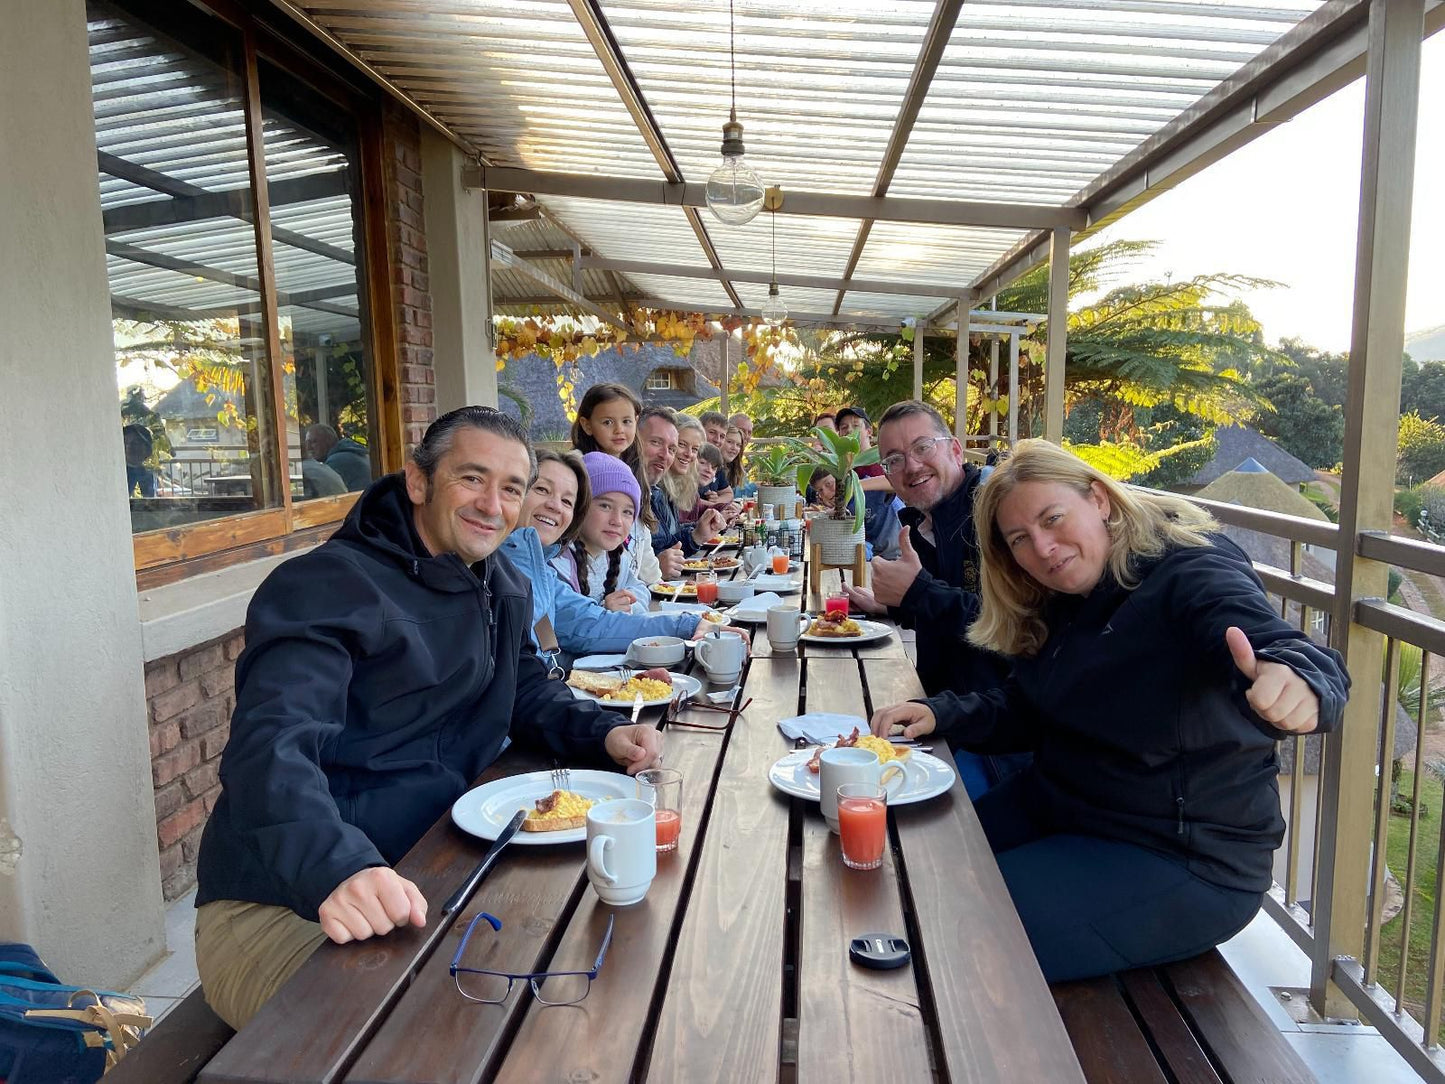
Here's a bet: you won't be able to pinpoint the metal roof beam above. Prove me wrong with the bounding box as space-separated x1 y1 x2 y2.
101 166 351 240
563 0 742 310
476 166 1084 232
833 0 965 314
492 243 630 332
576 255 970 300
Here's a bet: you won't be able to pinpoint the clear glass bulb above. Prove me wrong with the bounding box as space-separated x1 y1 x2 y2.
760 283 787 325
706 154 765 225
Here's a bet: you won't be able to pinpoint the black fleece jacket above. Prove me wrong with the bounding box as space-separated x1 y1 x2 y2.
925 536 1350 893
195 474 626 920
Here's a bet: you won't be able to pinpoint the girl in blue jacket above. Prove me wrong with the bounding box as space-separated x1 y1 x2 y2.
872 439 1350 983
499 450 703 666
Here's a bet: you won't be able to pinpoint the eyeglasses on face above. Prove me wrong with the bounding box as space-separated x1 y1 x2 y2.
450 911 615 1006
880 436 950 476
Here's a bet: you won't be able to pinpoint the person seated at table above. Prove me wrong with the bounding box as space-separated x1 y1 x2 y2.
700 410 729 447
569 382 670 584
805 467 837 510
720 424 755 499
499 447 712 665
834 406 894 494
870 439 1350 983
663 414 705 524
193 407 663 1030
303 422 372 491
637 407 727 557
552 452 653 615
694 442 735 511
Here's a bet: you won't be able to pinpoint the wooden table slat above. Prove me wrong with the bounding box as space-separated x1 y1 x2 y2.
1052 978 1170 1084
797 659 933 1082
862 659 1087 1083
1117 969 1225 1084
643 657 801 1084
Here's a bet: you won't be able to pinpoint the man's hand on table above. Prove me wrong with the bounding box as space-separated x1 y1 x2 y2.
870 701 936 741
318 867 427 944
868 527 922 607
606 723 664 774
689 508 727 548
658 543 685 580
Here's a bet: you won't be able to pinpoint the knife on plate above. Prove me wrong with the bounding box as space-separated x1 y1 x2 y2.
442 807 527 915
631 692 645 723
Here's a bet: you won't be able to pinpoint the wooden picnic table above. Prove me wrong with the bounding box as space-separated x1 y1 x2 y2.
198 549 1083 1084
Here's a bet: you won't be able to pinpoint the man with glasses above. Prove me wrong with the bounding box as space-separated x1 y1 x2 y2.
843 400 1011 729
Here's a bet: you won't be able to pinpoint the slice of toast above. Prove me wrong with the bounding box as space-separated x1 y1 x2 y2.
566 670 624 696
519 789 593 832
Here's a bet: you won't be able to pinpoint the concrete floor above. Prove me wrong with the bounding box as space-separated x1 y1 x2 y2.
126 888 198 1025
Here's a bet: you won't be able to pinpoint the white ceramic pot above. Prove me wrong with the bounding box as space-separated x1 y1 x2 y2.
810 513 864 565
757 485 797 518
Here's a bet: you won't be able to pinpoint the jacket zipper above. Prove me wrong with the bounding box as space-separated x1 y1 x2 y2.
1176 796 1186 836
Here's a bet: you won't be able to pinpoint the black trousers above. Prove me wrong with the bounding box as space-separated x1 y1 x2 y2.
972 772 1264 983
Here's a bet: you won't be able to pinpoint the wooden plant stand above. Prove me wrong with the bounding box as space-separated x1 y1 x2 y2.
809 541 867 595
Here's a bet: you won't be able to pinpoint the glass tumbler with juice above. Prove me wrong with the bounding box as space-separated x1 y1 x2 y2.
837 783 888 870
695 570 718 605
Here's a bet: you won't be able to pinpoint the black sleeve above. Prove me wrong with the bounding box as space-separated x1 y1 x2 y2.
649 488 698 556
1165 542 1350 737
923 674 1044 753
894 566 982 633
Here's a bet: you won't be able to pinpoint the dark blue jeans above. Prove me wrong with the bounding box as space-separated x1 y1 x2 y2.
954 749 1032 800
972 772 1263 983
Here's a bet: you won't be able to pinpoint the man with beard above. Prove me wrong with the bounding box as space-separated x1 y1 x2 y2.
193 406 662 1030
638 407 725 557
843 402 1014 770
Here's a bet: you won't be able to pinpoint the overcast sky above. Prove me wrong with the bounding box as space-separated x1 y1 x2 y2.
1081 32 1443 353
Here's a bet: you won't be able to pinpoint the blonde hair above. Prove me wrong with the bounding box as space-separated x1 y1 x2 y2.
968 439 1217 658
662 414 703 512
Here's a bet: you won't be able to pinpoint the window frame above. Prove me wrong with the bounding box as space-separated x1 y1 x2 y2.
108 0 401 586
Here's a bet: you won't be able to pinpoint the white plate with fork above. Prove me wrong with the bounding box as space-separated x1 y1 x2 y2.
450 769 637 845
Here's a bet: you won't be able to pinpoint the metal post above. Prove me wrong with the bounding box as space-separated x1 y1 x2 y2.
988 338 999 438
720 334 730 416
1044 226 1069 443
1007 332 1020 447
1313 0 1425 1020
913 323 924 402
314 342 329 429
953 301 969 438
571 239 583 295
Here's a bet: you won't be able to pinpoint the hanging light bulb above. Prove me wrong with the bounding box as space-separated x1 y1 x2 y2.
706 0 764 225
759 193 787 324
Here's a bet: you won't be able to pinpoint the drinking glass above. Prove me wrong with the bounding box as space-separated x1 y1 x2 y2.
825 594 849 618
771 550 790 574
637 768 684 852
837 783 888 870
695 570 718 605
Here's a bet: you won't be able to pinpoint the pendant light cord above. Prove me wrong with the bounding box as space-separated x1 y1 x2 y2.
729 0 737 122
771 203 777 279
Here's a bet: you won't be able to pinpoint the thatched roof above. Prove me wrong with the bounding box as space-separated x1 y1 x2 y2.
1184 426 1316 487
1196 459 1329 521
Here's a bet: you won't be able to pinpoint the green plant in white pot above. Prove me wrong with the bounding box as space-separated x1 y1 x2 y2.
788 428 879 564
752 444 800 517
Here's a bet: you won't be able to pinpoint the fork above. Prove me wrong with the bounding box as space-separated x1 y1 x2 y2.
550 765 571 792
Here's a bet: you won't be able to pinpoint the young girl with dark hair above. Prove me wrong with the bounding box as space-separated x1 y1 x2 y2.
569 381 662 583
551 453 652 614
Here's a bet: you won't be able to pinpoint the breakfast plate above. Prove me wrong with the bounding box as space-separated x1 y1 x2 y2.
799 618 893 645
451 769 635 845
567 672 702 709
767 749 956 805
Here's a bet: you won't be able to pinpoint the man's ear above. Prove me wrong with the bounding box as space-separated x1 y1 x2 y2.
403 461 428 507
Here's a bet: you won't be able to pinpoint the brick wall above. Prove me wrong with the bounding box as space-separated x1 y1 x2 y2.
144 632 242 900
383 102 436 455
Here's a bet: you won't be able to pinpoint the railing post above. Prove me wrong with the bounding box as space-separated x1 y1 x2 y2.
1044 227 1068 443
954 300 970 438
1314 0 1425 1021
913 321 924 402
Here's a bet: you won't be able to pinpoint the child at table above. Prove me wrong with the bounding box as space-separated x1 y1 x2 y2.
551 452 652 615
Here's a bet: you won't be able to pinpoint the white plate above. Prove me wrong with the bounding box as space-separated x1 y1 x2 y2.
799 618 894 645
451 769 637 845
749 573 802 594
768 749 957 806
569 672 703 709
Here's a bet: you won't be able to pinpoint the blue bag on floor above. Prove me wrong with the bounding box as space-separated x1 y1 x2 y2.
0 942 150 1083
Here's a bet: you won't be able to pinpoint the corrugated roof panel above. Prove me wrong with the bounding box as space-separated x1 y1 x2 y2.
837 290 947 319
623 273 736 311
539 196 712 267
706 211 864 281
853 221 1030 288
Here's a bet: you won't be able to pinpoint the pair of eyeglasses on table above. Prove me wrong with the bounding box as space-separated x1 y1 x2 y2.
663 693 752 732
450 911 615 1006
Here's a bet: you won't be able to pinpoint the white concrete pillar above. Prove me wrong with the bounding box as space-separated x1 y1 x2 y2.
1044 227 1070 443
421 129 497 410
0 0 165 987
953 302 970 439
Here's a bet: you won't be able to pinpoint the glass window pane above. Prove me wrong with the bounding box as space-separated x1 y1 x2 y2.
90 0 286 534
259 61 377 500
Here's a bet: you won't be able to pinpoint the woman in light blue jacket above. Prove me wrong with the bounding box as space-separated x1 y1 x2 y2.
500 450 701 666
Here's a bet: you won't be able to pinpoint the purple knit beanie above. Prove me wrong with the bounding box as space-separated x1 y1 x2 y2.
581 451 643 515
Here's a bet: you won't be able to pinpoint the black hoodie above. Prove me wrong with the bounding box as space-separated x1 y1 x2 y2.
195 474 626 920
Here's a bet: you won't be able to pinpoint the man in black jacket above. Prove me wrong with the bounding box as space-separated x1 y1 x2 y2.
193 406 661 1029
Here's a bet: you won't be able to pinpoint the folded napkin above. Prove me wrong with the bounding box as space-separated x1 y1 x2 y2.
751 573 801 592
658 601 714 614
572 653 630 671
777 712 869 745
726 591 784 619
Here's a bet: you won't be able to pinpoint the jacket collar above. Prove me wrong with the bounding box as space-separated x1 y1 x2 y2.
333 473 488 594
897 464 981 539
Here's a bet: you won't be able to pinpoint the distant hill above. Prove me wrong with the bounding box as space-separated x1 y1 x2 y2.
1407 325 1445 363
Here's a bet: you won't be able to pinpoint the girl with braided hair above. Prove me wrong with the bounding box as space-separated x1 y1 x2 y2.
551 452 653 614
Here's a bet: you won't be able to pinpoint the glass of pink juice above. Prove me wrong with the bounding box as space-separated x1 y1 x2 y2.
837 783 888 870
825 594 849 618
637 768 683 852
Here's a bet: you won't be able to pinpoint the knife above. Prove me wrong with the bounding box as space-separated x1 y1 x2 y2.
442 808 527 915
631 692 646 724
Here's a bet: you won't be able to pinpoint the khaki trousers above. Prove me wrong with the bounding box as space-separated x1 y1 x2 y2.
194 899 328 1030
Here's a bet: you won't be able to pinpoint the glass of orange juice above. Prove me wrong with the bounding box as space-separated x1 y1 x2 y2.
771 549 790 574
637 768 683 852
694 570 718 605
836 783 888 870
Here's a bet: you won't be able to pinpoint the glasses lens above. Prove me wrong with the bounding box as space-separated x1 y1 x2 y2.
881 454 902 475
531 972 592 1006
455 970 513 1004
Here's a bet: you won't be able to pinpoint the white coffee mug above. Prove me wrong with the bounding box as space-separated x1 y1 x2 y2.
819 747 906 833
694 631 746 685
766 605 806 651
586 799 657 906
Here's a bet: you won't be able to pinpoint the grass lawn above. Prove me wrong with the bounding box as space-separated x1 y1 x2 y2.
1377 769 1445 1031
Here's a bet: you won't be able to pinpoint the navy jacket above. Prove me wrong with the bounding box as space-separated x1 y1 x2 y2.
650 484 699 556
890 466 1009 696
926 536 1350 893
195 474 626 920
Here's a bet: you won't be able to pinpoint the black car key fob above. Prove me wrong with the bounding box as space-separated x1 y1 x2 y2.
849 933 910 970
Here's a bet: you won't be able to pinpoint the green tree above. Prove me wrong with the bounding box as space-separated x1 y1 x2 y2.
1397 411 1445 485
1251 371 1345 468
1401 359 1445 423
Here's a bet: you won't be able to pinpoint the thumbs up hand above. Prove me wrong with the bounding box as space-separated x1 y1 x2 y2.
870 526 923 607
1226 626 1320 733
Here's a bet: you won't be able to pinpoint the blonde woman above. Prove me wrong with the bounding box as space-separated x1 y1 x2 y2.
662 414 704 523
871 439 1349 982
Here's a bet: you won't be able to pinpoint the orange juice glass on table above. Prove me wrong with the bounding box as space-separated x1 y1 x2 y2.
695 570 718 606
837 783 888 870
637 768 683 852
771 550 790 574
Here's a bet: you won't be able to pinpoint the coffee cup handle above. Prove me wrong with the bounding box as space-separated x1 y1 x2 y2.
588 835 617 886
881 763 906 796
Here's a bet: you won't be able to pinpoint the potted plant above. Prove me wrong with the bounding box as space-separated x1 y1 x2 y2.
752 443 800 516
788 427 879 563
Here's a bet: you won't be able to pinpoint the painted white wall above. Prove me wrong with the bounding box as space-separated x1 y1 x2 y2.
421 129 497 410
0 0 166 986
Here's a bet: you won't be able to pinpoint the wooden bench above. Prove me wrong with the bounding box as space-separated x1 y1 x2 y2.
106 987 233 1084
1052 949 1317 1084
